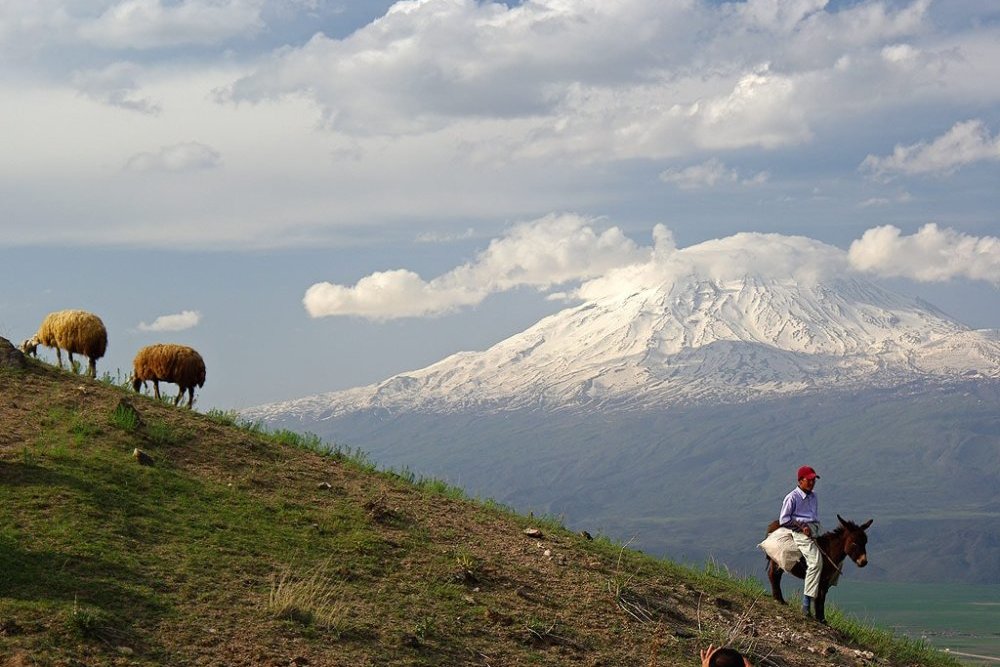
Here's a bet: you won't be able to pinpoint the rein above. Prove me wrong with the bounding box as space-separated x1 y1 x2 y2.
813 535 845 577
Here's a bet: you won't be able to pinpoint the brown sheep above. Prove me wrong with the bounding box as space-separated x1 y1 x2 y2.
21 309 108 378
131 344 206 408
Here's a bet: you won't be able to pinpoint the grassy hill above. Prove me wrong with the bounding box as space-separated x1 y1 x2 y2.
0 350 960 666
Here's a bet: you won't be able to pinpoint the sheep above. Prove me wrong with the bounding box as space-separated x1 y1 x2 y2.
21 309 108 378
131 344 206 408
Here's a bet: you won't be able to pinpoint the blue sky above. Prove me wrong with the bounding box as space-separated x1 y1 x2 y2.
1 0 999 409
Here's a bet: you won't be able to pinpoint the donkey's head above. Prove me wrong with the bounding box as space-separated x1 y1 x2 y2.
837 514 873 567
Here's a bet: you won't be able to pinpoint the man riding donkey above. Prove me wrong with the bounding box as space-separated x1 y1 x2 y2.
762 465 873 623
778 465 823 618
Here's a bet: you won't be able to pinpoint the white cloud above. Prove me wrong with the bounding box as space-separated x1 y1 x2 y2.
138 309 202 332
303 214 647 319
306 217 1000 322
848 223 1000 284
415 228 475 244
78 0 265 49
304 216 865 320
224 4 803 146
858 191 910 207
575 228 849 302
861 120 1000 179
125 142 222 172
73 62 160 114
659 158 769 189
216 0 954 165
2 0 999 250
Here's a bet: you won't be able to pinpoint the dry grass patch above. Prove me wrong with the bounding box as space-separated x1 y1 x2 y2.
267 560 347 631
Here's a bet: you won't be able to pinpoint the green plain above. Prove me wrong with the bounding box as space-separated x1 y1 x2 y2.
832 581 1000 665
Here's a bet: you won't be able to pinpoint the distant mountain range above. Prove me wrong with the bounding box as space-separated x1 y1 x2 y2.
245 262 1000 583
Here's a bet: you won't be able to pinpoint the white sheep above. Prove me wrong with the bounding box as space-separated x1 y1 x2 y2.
21 309 108 378
131 344 206 408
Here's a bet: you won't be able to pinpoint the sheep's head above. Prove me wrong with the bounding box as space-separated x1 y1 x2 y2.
131 374 144 393
20 337 39 357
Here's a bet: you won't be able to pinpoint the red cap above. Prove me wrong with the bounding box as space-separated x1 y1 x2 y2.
797 465 820 481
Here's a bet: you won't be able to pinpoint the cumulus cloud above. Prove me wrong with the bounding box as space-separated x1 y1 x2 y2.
574 228 849 302
3 0 998 250
225 0 934 156
125 142 222 172
659 158 769 189
303 216 855 321
305 214 1000 321
861 120 1000 179
138 309 202 332
303 214 646 319
848 223 1000 284
78 0 265 49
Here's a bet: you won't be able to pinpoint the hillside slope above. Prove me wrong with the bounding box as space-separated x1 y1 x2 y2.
1 352 957 667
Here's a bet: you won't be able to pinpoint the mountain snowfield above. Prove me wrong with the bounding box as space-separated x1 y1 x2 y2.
246 272 1000 421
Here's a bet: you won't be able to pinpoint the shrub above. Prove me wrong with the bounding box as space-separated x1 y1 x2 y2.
110 402 141 432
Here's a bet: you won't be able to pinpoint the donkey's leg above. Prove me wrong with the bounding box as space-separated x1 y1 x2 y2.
815 587 827 623
767 560 786 603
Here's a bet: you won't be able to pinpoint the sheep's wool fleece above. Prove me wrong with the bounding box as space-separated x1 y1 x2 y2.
133 344 206 388
35 310 108 359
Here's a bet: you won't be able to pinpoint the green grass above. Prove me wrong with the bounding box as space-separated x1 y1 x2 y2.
0 417 396 661
110 402 142 432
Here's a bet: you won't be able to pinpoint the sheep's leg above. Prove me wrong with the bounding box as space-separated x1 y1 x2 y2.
186 387 195 409
152 380 161 400
87 357 97 378
68 351 75 371
174 389 183 407
55 348 63 369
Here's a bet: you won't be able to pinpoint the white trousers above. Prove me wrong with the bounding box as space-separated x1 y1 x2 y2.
791 529 822 598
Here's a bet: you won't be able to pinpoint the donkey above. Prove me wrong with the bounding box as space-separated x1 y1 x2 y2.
765 514 873 623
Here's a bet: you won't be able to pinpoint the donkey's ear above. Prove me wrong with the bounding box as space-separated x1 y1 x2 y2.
837 514 847 526
860 519 873 530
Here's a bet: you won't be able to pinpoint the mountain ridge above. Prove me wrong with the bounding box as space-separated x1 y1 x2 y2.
246 273 1000 420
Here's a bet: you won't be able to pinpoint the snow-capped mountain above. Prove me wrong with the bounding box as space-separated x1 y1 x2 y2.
246 273 1000 421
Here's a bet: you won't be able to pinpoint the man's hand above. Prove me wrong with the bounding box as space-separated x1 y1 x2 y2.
802 524 812 537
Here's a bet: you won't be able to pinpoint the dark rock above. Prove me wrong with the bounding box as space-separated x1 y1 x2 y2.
0 618 24 636
0 337 26 369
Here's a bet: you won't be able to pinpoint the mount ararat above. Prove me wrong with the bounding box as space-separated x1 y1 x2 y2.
245 233 1000 583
